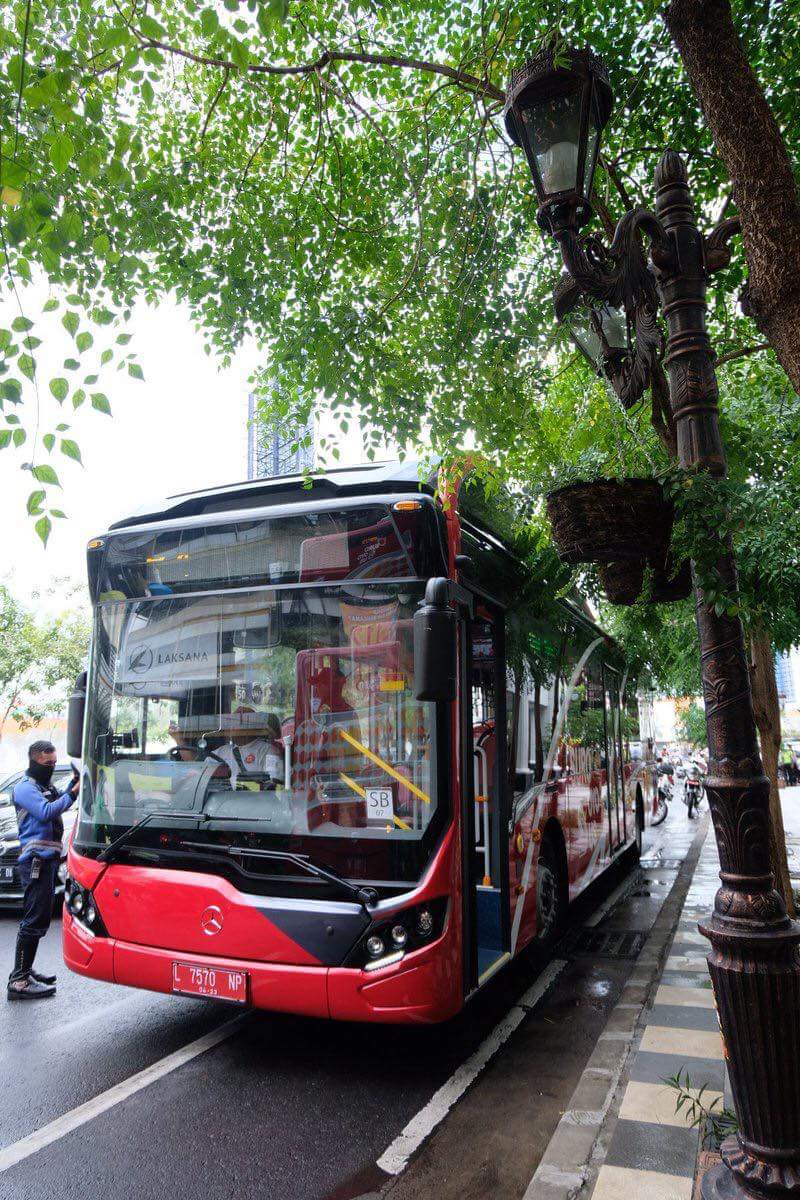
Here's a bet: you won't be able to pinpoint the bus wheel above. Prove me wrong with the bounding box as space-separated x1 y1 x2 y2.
536 838 566 951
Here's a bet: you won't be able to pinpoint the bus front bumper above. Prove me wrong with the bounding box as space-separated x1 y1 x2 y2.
63 909 460 1024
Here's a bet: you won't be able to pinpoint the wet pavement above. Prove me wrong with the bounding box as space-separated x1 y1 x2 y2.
0 800 728 1200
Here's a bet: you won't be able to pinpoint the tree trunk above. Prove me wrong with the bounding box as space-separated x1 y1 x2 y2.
664 0 800 395
747 623 795 915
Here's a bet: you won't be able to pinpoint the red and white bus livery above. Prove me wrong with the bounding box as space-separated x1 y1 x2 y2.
64 461 655 1023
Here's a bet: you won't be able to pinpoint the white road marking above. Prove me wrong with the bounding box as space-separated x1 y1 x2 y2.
0 1012 251 1173
376 959 567 1176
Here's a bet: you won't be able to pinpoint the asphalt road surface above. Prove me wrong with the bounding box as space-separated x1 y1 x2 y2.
0 806 703 1200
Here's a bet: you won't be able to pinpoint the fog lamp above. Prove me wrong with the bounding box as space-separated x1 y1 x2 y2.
416 909 434 937
366 935 385 959
391 924 408 948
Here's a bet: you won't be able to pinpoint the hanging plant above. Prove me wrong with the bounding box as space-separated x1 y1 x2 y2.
545 476 673 566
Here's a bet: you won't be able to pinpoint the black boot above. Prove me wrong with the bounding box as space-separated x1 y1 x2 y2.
7 934 55 1000
30 969 57 985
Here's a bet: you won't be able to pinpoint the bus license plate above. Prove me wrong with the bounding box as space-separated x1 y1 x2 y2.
171 961 248 1004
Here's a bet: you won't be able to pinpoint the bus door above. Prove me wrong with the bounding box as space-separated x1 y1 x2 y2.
603 665 627 853
464 609 510 989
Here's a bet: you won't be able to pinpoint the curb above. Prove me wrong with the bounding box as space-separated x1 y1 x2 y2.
522 814 712 1200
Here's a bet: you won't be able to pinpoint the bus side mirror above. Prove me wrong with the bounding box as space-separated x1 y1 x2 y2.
414 579 457 702
67 670 87 759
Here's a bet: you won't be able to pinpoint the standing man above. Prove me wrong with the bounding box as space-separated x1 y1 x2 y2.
7 741 79 1001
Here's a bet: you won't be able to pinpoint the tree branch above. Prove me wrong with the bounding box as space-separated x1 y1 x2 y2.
200 67 230 141
126 28 506 101
716 341 771 366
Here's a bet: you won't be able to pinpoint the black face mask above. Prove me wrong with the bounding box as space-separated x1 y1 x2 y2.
28 761 55 786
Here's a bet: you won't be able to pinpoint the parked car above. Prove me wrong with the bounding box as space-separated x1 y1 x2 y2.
0 763 77 912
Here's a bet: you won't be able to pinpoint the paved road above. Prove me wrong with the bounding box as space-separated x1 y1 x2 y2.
0 804 709 1200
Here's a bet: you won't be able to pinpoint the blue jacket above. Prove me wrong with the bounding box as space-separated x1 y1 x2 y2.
13 774 77 862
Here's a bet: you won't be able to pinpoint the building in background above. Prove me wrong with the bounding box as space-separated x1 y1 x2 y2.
776 650 796 706
247 392 315 479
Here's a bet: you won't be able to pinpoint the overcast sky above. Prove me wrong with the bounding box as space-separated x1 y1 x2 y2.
3 293 388 612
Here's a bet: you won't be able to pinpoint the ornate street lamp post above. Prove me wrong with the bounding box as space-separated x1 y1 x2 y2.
506 45 800 1200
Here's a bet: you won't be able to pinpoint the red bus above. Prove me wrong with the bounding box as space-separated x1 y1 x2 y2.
64 461 655 1023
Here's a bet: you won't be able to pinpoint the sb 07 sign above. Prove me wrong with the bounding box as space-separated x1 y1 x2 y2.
365 786 394 823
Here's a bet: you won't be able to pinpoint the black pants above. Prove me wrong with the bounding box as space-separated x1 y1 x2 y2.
9 856 58 982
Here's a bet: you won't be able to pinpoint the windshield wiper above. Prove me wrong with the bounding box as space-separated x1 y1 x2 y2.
98 811 201 864
178 841 379 912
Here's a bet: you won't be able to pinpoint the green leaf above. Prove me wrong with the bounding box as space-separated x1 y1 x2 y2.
18 353 35 380
35 515 52 547
116 333 133 345
229 38 250 69
63 358 80 371
27 489 46 515
0 379 21 403
91 392 111 415
43 433 55 452
11 316 34 332
76 331 93 353
201 8 220 35
101 349 113 365
49 132 75 175
62 311 79 338
93 233 111 257
60 438 82 463
32 464 60 485
50 509 66 519
43 297 59 313
12 428 25 447
128 362 145 381
72 388 86 409
49 377 69 402
0 430 11 449
139 14 166 38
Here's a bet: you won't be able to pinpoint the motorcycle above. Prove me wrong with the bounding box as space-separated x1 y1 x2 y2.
653 764 672 826
685 771 703 819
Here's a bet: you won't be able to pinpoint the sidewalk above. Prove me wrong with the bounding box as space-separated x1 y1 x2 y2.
526 813 723 1200
589 822 723 1200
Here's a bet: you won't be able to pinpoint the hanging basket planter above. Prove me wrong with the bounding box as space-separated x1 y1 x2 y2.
546 477 673 566
597 561 645 605
596 557 692 606
649 557 692 603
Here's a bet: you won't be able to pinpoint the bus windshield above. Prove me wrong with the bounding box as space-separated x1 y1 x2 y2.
77 585 445 885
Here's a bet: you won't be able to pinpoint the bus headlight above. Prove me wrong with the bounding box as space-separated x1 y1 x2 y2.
416 909 434 937
65 878 107 937
346 899 448 971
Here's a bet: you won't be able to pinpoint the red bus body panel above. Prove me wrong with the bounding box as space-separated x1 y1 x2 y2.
64 823 464 1025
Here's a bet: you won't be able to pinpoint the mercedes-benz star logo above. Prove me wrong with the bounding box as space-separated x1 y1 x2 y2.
200 905 224 936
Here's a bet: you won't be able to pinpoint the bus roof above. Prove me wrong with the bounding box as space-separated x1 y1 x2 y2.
109 460 437 531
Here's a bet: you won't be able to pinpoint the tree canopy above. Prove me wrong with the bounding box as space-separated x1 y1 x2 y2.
1 0 799 539
0 583 90 738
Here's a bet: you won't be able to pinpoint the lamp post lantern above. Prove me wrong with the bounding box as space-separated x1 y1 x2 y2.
504 45 612 236
510 45 800 1200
